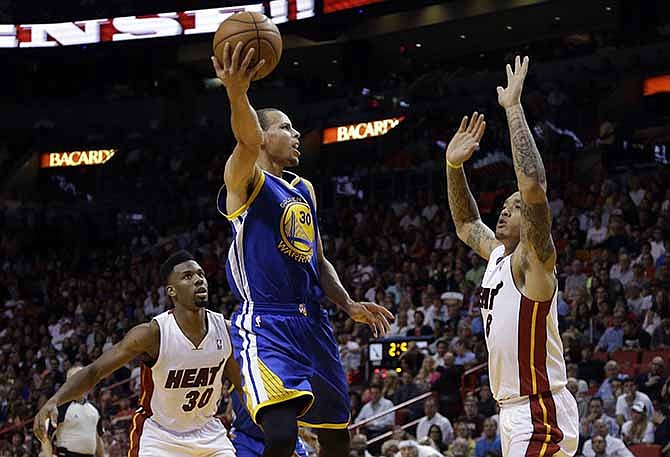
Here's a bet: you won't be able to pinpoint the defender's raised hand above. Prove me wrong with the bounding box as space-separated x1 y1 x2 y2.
445 112 486 168
497 55 529 109
211 41 265 95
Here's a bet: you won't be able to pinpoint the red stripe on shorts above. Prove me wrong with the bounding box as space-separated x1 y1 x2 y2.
127 412 148 457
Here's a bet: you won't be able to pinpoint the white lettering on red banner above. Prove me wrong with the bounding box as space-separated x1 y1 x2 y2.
0 1 314 48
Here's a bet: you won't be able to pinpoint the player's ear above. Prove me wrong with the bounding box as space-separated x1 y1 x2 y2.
166 285 176 297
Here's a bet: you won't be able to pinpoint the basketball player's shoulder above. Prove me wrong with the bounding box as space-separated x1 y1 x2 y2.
490 245 506 264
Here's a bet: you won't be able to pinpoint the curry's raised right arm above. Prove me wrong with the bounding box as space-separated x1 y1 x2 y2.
212 42 266 193
445 113 502 260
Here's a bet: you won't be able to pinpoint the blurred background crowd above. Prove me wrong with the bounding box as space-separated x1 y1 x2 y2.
1 1 670 457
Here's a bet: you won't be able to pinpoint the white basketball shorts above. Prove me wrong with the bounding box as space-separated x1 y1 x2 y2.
498 387 579 457
128 414 235 457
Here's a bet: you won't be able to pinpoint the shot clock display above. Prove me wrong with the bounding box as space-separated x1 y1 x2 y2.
368 337 432 371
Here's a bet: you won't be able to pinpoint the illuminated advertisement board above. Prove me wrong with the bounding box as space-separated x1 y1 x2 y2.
40 149 116 168
0 1 314 48
322 0 388 14
322 116 405 144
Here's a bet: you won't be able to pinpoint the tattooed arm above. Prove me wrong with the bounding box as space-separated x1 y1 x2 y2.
445 113 502 260
498 56 555 299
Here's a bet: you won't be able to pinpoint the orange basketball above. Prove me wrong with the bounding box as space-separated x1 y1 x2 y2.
213 12 283 81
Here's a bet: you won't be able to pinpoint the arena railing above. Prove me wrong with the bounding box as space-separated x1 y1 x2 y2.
347 362 487 445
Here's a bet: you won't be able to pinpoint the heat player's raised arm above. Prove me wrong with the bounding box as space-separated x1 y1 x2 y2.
212 42 266 195
497 56 556 300
445 113 502 260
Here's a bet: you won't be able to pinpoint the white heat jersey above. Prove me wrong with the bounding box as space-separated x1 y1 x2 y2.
137 309 232 433
480 245 566 402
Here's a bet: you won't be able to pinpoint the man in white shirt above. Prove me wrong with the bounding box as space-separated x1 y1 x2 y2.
582 426 633 457
355 384 395 438
616 377 654 426
416 397 454 446
586 217 608 247
610 254 634 287
388 311 411 337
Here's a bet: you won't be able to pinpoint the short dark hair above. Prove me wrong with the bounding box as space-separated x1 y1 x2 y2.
256 108 281 131
590 397 604 406
160 250 195 285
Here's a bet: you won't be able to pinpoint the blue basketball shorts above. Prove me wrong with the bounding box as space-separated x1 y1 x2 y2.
231 302 351 429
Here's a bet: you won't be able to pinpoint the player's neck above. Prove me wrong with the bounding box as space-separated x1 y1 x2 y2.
502 239 519 256
257 156 284 178
173 306 206 331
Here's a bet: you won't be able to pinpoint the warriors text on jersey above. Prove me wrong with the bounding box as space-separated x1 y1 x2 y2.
479 245 566 402
133 309 232 433
218 170 324 306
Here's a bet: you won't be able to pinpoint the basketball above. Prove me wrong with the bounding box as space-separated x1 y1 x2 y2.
213 12 283 81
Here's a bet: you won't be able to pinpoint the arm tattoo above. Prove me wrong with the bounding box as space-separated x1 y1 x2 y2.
447 166 497 257
521 200 555 263
506 105 546 187
447 165 480 227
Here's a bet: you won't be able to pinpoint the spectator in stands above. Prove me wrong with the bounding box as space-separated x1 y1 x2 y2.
610 253 634 287
474 418 501 457
621 402 655 445
354 383 395 438
453 339 476 368
652 319 670 349
566 259 588 294
582 420 633 457
597 312 626 353
393 372 425 421
465 256 485 287
432 352 464 419
416 397 454 446
616 376 655 427
637 356 666 402
598 361 623 413
398 439 442 457
381 440 400 457
406 310 433 337
456 397 485 438
427 425 448 453
388 310 410 337
579 344 606 386
581 397 620 439
586 216 608 248
652 405 670 452
382 371 400 401
350 433 373 457
477 385 497 418
621 319 651 350
444 436 474 457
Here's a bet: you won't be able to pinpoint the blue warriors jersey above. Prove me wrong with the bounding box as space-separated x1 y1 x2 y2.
218 170 324 306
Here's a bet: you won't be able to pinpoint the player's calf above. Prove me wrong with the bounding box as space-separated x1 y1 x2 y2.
261 405 299 457
317 428 350 457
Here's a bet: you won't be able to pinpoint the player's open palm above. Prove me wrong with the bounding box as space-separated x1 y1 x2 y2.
446 112 486 167
33 399 58 446
497 55 529 108
347 302 394 338
211 41 265 95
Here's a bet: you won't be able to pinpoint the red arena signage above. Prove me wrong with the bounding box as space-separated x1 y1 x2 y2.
40 149 117 168
322 116 405 144
0 1 314 48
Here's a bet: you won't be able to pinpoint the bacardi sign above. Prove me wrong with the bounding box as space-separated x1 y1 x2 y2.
322 116 405 144
0 1 314 48
40 149 116 168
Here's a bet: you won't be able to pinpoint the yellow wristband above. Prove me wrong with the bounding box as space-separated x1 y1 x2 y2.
447 160 463 169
